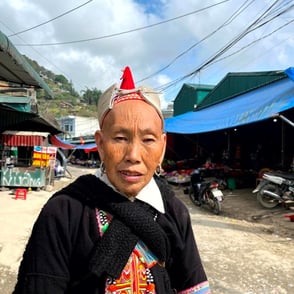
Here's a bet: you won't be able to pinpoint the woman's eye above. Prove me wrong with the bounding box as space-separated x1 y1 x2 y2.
143 137 155 143
114 136 127 141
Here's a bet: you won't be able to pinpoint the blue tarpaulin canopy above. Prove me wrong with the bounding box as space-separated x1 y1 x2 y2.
164 67 294 134
75 142 97 152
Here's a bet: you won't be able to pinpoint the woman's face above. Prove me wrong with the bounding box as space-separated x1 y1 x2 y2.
95 100 166 197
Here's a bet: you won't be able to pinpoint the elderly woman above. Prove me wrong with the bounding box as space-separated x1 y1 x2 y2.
13 67 210 294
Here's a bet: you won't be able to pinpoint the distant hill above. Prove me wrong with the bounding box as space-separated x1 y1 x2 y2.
25 55 100 118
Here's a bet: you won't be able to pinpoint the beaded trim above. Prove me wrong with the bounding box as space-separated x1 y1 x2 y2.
178 281 211 294
96 208 157 293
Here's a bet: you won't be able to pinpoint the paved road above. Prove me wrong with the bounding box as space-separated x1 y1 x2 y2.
0 166 293 293
176 188 294 294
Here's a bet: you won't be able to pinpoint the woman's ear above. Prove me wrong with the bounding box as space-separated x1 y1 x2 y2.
95 130 104 160
159 133 167 164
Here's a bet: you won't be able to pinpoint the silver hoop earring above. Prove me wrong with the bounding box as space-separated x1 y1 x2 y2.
155 164 162 177
100 161 106 176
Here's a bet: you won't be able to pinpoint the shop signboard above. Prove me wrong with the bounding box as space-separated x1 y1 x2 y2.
0 146 57 188
32 146 57 168
0 167 46 187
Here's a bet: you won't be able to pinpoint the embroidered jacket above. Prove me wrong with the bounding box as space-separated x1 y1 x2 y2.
13 175 210 294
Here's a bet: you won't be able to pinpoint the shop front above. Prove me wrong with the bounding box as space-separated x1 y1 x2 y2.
0 131 57 189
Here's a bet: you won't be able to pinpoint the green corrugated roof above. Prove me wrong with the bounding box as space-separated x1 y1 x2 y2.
0 104 62 134
173 83 214 116
198 70 287 109
0 30 53 98
0 96 31 111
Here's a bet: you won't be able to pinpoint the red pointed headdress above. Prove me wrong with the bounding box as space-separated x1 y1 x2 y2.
97 66 163 127
119 66 135 90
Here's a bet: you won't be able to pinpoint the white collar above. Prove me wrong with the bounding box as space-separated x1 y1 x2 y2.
95 169 165 213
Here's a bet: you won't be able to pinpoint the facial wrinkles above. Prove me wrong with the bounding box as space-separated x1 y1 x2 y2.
106 102 162 137
102 102 163 164
118 114 156 165
99 101 166 197
102 100 163 131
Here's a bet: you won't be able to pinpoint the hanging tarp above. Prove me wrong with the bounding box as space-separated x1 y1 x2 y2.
49 135 97 152
50 135 76 149
75 143 97 153
164 67 294 134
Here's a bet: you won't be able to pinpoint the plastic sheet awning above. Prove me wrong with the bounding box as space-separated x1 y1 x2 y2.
50 135 97 153
50 135 76 149
164 67 294 134
75 143 97 153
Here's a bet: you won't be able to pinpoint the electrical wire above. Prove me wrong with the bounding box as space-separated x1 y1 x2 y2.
3 0 293 102
208 18 294 69
137 0 255 83
190 0 281 75
0 1 96 91
1 1 230 97
15 0 230 46
202 0 294 65
204 0 294 79
156 0 294 92
8 0 93 37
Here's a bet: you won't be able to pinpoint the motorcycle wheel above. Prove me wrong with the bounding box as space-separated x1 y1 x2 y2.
257 183 280 208
189 185 201 206
207 192 221 215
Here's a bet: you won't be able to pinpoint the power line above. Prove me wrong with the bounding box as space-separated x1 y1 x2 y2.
188 0 282 75
137 0 255 83
212 0 294 75
208 18 294 69
194 0 294 73
0 1 95 91
8 0 93 37
0 20 84 91
156 0 294 92
15 0 230 46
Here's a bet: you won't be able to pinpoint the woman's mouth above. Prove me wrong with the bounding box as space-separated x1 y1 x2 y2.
120 170 142 181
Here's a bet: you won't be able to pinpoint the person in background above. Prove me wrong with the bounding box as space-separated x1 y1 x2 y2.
54 160 65 177
13 67 210 294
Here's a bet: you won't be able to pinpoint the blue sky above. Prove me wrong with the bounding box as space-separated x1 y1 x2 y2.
134 0 164 14
1 0 294 108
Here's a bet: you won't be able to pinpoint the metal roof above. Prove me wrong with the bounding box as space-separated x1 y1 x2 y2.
165 68 294 134
0 30 53 97
173 83 214 116
0 104 62 135
198 70 287 109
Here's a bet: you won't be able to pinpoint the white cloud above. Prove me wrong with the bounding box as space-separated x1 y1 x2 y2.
1 0 294 108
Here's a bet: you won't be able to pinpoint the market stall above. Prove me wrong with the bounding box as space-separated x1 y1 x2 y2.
0 131 57 188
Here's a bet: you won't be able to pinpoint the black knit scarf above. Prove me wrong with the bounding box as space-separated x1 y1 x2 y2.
54 174 175 293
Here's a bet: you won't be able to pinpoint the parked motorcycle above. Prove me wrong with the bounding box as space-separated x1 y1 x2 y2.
252 170 294 208
189 169 224 215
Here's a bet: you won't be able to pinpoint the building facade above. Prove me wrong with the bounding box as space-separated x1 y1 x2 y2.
57 116 99 139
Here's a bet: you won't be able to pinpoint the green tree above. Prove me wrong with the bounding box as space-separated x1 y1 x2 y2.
82 88 102 105
55 74 69 85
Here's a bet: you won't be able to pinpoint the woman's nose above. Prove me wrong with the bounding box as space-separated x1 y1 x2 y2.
125 141 141 162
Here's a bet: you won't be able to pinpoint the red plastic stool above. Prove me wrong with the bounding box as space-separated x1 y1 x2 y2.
15 188 27 200
284 213 294 222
